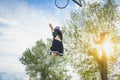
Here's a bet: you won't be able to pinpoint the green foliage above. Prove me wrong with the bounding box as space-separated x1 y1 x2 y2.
63 0 120 80
20 39 70 80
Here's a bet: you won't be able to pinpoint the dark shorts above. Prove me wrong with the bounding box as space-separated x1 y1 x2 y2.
50 39 64 55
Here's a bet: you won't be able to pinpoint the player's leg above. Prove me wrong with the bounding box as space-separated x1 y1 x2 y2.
50 39 60 56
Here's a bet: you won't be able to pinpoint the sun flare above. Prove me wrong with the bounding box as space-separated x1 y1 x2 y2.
96 39 114 58
102 40 114 57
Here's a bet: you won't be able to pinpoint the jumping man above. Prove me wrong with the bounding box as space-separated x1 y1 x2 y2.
49 23 64 56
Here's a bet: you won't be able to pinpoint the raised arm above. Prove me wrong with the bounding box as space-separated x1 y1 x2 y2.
49 23 54 32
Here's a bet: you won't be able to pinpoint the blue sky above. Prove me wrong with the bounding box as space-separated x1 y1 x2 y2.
0 0 120 80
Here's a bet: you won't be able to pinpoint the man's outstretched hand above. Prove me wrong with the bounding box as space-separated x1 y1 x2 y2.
49 23 54 32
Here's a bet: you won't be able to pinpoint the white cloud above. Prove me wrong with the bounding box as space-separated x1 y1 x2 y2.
0 54 28 80
0 2 62 55
0 55 23 72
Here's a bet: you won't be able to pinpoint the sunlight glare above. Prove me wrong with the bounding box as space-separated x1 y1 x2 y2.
102 40 114 57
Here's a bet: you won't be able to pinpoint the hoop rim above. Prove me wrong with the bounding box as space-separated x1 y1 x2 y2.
55 0 69 9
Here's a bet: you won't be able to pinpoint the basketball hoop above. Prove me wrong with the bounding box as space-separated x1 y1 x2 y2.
55 0 82 9
55 0 69 9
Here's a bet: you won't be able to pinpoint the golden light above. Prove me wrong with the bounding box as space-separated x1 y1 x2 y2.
96 38 114 58
102 39 114 57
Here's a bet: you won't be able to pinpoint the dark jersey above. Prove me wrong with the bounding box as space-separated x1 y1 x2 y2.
52 29 63 40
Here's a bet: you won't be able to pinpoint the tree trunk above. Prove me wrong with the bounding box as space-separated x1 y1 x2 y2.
99 62 108 80
99 48 108 80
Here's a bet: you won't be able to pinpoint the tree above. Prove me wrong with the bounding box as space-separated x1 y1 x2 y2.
20 39 70 80
64 0 120 80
